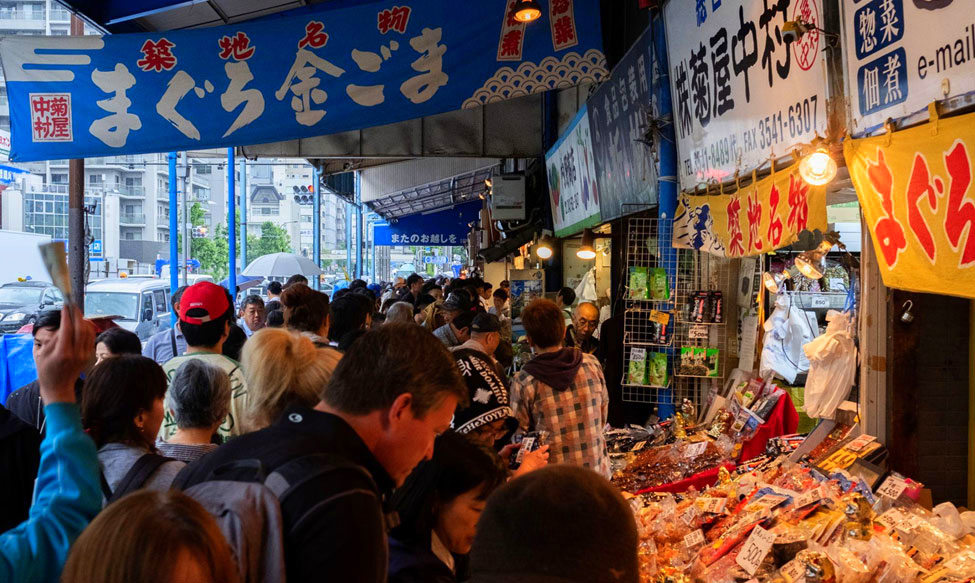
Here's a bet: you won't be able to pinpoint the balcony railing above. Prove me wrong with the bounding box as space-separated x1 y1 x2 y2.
120 213 146 225
119 185 145 197
0 11 45 21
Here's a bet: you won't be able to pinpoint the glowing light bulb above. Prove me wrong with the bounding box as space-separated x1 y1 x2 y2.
799 148 837 186
513 0 542 22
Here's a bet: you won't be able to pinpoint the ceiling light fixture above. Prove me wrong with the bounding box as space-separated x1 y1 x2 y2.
576 228 596 260
512 0 542 23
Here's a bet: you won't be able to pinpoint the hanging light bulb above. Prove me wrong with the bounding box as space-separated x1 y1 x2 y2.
798 147 837 186
484 178 493 189
576 228 596 260
512 0 542 23
794 254 824 279
762 270 794 294
536 235 554 259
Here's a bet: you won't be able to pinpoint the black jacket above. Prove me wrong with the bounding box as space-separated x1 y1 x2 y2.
0 404 40 533
179 407 396 583
388 535 459 583
6 379 84 434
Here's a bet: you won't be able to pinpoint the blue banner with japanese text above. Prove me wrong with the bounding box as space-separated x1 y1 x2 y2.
0 0 606 162
373 201 481 246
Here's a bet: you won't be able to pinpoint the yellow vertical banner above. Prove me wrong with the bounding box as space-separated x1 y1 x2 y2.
673 169 828 257
845 112 975 299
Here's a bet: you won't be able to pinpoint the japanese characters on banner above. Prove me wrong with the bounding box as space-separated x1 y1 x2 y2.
545 106 601 237
0 0 607 162
673 168 828 257
844 0 975 135
373 201 481 247
588 26 657 223
663 0 829 188
844 111 975 299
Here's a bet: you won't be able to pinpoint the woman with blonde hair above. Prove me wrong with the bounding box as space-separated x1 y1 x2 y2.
240 327 340 432
61 489 238 583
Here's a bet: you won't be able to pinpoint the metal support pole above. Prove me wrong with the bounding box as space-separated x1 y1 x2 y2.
228 148 236 299
168 152 178 325
68 14 86 308
653 10 679 420
181 160 190 286
354 171 363 280
345 199 352 276
240 158 247 269
313 167 321 290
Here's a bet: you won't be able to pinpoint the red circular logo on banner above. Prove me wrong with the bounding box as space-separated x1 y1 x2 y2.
793 0 820 71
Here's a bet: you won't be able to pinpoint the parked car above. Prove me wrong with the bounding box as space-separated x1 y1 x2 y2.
0 281 63 333
84 278 173 342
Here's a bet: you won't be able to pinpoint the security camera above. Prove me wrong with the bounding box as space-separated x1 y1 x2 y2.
782 20 809 43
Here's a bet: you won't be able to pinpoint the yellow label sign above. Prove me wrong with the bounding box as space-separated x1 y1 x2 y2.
845 111 975 299
673 169 828 257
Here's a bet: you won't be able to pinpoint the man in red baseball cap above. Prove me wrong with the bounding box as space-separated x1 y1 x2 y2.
158 281 248 441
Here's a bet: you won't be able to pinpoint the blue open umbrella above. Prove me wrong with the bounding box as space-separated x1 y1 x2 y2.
219 273 262 292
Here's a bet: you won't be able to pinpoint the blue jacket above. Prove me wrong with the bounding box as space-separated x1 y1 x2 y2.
0 403 101 583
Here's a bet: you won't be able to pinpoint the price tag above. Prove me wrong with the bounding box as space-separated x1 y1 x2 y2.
781 559 806 583
683 528 705 549
876 508 906 530
696 497 728 514
793 488 821 508
689 324 709 339
750 494 789 510
684 441 708 458
810 295 830 308
681 507 697 526
845 434 876 452
735 525 776 576
649 310 671 325
631 440 647 452
876 476 908 500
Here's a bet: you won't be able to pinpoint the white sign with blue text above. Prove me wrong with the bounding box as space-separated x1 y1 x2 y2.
843 0 975 135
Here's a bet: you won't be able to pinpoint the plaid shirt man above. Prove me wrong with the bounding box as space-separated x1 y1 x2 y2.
509 352 611 478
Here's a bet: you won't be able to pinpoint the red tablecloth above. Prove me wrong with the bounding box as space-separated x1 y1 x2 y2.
635 461 737 495
738 392 800 462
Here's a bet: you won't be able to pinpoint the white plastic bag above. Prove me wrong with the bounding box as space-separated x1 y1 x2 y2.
759 294 815 384
802 310 857 419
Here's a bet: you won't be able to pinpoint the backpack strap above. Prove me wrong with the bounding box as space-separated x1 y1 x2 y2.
264 453 385 535
99 471 113 500
170 327 178 358
108 453 173 503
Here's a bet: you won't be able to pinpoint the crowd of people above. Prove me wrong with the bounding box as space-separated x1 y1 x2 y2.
0 272 639 583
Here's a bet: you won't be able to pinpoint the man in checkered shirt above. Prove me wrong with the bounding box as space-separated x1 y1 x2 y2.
509 299 611 478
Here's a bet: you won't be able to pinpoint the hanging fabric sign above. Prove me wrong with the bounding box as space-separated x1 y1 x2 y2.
673 169 828 257
845 110 975 299
0 0 606 162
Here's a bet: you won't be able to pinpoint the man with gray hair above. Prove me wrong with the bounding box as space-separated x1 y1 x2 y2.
384 301 415 325
564 302 600 359
155 359 231 463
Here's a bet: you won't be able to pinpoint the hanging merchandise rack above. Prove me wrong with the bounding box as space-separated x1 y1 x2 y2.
620 217 679 405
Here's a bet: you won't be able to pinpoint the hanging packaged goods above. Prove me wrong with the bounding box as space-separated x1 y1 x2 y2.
663 0 829 189
672 168 828 257
843 0 975 134
0 0 606 162
545 106 602 237
845 110 975 299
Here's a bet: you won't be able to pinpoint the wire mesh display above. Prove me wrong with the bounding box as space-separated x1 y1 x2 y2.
620 217 679 405
671 249 734 409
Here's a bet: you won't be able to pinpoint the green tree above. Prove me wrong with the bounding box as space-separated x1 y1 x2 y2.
246 221 292 261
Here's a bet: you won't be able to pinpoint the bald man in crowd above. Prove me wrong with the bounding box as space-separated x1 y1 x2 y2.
564 302 600 359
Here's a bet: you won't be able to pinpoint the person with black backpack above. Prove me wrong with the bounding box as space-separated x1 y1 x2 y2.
81 355 185 504
176 322 469 583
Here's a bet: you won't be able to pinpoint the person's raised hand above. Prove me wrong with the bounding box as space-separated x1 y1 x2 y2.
36 306 95 404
